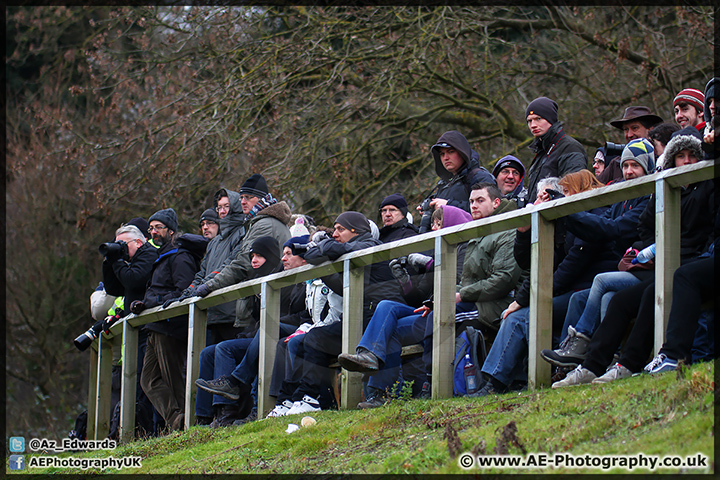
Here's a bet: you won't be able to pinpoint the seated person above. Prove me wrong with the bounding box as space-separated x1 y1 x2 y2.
492 155 527 206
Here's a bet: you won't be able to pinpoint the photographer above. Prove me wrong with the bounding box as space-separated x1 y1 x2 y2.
102 224 158 309
417 130 495 232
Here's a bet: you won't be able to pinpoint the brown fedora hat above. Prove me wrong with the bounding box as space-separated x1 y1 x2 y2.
610 106 663 129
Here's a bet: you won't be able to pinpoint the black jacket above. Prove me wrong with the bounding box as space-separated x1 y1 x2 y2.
144 234 208 339
102 241 158 308
526 122 588 202
378 218 418 244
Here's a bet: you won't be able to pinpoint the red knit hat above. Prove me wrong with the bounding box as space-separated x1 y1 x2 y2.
673 88 705 112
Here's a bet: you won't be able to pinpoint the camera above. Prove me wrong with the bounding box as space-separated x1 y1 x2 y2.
418 196 435 233
604 142 626 158
73 314 120 351
98 240 127 257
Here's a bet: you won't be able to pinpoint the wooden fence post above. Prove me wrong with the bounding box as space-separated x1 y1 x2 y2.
258 282 281 418
185 303 207 429
528 211 554 389
432 236 457 399
119 320 138 443
654 178 681 354
86 346 98 440
341 258 365 409
94 335 113 439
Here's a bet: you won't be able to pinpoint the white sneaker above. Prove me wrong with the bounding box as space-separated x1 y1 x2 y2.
644 354 678 374
552 365 596 389
266 400 294 418
592 363 633 384
286 395 321 415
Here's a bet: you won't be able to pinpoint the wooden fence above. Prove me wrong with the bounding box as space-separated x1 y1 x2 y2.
85 160 715 442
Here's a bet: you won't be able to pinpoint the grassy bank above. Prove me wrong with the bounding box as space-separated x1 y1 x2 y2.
12 360 715 475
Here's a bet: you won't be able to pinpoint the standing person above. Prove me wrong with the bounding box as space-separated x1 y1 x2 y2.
199 208 220 240
701 77 717 159
378 193 418 242
166 189 248 344
647 122 681 168
492 155 527 206
417 130 495 231
524 96 588 202
610 106 663 143
133 208 207 432
180 174 292 335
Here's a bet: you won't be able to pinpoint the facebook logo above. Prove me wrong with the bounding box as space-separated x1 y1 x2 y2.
9 455 25 470
9 436 25 452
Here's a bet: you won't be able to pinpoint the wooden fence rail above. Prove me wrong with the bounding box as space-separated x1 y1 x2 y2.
84 160 715 442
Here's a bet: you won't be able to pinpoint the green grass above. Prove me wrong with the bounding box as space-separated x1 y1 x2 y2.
12 360 715 475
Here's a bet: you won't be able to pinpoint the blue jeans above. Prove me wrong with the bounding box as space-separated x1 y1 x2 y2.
481 293 573 387
196 338 252 413
358 300 427 391
566 272 640 338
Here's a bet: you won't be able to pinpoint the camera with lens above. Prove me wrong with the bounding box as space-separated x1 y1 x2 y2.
604 141 626 158
418 195 436 233
98 240 128 258
73 314 121 351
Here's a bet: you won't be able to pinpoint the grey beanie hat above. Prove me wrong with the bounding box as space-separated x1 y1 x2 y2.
334 211 371 234
661 128 703 170
199 208 219 226
149 208 179 232
620 138 655 174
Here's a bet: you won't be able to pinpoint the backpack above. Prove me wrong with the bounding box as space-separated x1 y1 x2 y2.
452 326 487 396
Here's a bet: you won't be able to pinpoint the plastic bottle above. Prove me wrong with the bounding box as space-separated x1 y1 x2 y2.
633 244 656 264
464 353 478 394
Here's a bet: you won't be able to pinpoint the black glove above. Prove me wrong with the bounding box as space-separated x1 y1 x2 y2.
389 257 411 288
195 284 211 297
102 314 121 334
130 300 145 315
163 288 195 308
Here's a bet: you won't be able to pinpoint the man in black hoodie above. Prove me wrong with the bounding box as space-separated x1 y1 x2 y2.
524 97 588 202
417 130 495 232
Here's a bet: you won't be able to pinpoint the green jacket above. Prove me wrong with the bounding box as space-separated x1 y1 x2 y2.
205 201 292 292
457 198 522 325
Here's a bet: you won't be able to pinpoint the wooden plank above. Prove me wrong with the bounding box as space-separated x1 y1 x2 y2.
94 335 113 440
341 258 365 409
258 282 280 418
654 178 681 355
431 236 457 399
185 303 207 429
528 212 554 389
86 345 98 440
119 320 138 444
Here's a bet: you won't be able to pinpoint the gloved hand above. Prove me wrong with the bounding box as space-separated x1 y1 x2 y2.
102 314 121 334
284 323 313 343
407 253 434 271
163 288 193 308
389 257 411 288
195 284 211 297
311 230 329 243
130 300 145 315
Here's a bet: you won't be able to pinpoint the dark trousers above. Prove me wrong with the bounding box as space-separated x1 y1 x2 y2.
659 257 715 363
583 276 655 376
140 332 187 428
294 322 342 401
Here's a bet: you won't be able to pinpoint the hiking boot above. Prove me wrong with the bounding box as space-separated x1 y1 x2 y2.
337 348 379 373
551 365 596 389
540 326 590 368
195 415 213 426
592 363 633 384
266 400 294 418
195 375 241 401
286 395 322 415
469 381 498 398
210 404 242 428
644 354 678 374
233 407 257 426
357 396 389 409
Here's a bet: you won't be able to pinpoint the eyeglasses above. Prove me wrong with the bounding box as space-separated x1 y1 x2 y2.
239 195 256 202
380 207 400 214
200 221 217 228
148 225 168 233
216 204 231 212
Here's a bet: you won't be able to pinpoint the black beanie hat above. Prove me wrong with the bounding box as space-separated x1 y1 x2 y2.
126 217 151 239
148 208 179 233
199 208 219 226
284 234 311 258
380 193 409 216
239 174 269 198
334 211 371 234
248 236 281 266
525 97 559 125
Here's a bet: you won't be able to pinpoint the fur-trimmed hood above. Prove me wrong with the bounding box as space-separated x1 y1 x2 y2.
660 129 703 170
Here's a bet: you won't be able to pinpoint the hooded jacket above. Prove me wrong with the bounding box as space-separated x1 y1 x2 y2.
431 131 495 212
702 77 717 160
188 189 247 326
205 201 292 292
144 233 208 339
526 122 588 202
458 199 522 325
